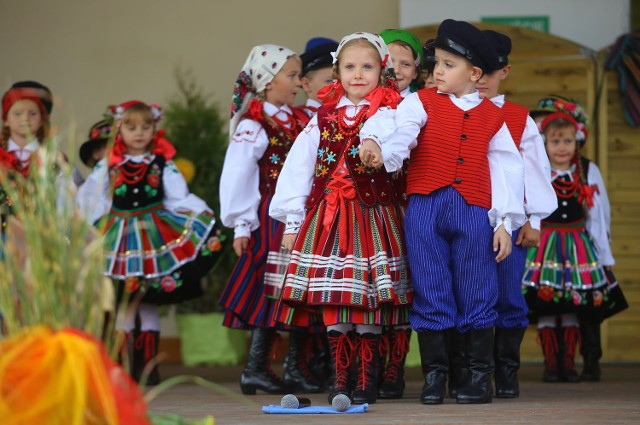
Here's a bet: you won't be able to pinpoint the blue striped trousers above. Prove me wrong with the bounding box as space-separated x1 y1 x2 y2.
495 232 528 329
405 187 498 333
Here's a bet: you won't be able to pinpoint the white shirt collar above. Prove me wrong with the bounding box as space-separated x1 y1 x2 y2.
7 138 40 153
400 86 412 99
119 152 154 166
263 101 293 117
336 95 370 109
490 94 506 107
306 98 322 109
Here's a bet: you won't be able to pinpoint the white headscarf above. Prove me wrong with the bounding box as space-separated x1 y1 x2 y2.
333 32 395 73
229 44 296 137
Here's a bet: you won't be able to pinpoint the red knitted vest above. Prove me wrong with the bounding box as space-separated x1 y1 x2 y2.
305 105 394 209
408 88 504 209
502 101 529 149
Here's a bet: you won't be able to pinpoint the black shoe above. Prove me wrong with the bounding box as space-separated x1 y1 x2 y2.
417 330 449 405
352 333 381 404
327 330 355 404
494 328 526 398
283 331 323 393
240 328 289 395
378 328 411 399
456 328 494 404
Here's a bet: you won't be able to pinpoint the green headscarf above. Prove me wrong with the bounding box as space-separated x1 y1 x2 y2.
380 29 424 67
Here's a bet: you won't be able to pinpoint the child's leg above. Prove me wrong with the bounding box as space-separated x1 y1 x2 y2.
135 303 161 385
326 324 355 404
559 313 580 383
352 325 382 404
537 315 560 382
579 314 602 381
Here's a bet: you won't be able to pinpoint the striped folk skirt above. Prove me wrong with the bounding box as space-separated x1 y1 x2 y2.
277 195 412 327
522 221 626 318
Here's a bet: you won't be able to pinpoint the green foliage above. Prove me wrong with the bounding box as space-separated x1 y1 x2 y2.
162 68 234 314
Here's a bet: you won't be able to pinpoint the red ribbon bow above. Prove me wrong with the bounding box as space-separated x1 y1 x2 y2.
578 183 599 208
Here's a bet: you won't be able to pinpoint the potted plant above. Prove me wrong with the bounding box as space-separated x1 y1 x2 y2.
163 69 245 367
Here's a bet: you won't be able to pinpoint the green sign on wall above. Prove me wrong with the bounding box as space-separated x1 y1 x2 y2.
481 16 549 33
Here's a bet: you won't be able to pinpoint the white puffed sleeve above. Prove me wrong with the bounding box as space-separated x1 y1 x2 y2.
487 124 526 235
586 162 614 266
76 159 111 225
219 119 270 239
162 160 211 214
520 117 557 230
269 116 319 231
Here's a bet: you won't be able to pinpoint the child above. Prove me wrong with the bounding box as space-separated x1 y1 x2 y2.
472 30 557 398
422 41 437 89
522 100 627 383
218 45 321 395
77 100 223 385
73 119 110 186
270 32 411 405
372 28 425 400
359 19 526 405
300 37 339 118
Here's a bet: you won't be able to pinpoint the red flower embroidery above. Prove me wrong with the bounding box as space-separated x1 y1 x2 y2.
593 290 603 306
571 290 582 305
538 285 554 302
147 173 160 188
207 236 222 252
113 171 124 187
161 276 177 292
125 277 140 293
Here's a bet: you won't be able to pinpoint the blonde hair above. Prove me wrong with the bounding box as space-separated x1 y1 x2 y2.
333 38 385 86
121 103 155 125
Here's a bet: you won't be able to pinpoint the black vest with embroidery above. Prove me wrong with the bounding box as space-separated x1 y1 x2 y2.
111 155 165 211
544 158 591 224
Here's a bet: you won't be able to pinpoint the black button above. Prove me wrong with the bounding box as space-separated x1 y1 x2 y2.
457 157 464 164
464 113 470 119
461 134 467 140
454 178 462 184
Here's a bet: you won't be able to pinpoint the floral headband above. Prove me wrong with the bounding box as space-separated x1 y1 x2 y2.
107 100 163 123
541 111 588 143
539 99 589 143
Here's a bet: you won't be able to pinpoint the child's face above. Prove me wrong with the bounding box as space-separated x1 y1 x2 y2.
265 56 302 107
5 99 43 141
338 44 381 105
545 125 577 169
301 67 334 102
389 43 417 93
423 70 436 89
476 65 510 100
119 114 154 156
433 48 481 98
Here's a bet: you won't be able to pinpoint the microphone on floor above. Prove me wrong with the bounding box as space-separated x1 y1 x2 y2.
331 393 351 412
280 394 312 409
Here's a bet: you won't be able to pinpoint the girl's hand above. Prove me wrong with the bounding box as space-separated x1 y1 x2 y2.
515 221 541 248
359 139 383 169
493 225 512 262
233 237 250 257
281 233 297 251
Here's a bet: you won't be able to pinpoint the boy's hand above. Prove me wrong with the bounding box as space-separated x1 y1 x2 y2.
515 221 541 248
493 225 512 262
233 237 249 257
359 139 383 169
281 233 297 251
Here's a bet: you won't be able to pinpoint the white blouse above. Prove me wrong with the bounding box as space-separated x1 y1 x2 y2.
491 95 557 230
360 90 526 234
76 154 210 225
269 96 382 231
219 102 296 239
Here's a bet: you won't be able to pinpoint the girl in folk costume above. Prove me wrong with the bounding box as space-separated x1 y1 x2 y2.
270 32 411 405
522 100 627 383
369 28 424 400
218 45 322 395
459 30 557 399
360 20 526 405
77 100 223 384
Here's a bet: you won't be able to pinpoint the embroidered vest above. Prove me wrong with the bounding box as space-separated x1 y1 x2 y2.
502 101 529 149
250 108 309 197
545 158 591 224
408 88 504 209
305 106 394 209
111 155 165 211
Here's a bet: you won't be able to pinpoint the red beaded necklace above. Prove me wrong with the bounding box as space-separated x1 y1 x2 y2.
118 160 150 185
337 106 369 138
271 113 297 140
552 174 580 199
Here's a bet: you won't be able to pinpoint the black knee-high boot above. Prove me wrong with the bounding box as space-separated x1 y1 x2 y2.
134 330 160 386
559 326 581 383
447 329 467 398
579 319 602 381
417 330 449 405
538 327 560 382
378 328 411 399
327 330 355 404
456 328 494 404
240 328 289 395
283 331 323 393
494 327 526 398
352 333 381 404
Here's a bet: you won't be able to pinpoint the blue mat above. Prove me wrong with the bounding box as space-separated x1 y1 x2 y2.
262 404 368 414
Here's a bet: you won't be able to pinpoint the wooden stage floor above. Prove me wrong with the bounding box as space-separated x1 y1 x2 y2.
147 363 640 424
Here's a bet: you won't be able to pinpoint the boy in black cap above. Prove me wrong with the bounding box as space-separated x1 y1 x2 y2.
73 119 111 186
359 19 525 405
299 37 339 117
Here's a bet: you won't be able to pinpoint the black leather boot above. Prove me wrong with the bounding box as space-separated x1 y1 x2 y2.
559 326 581 383
579 319 602 381
134 330 160 386
327 330 355 404
283 331 323 393
352 333 381 404
417 330 449 405
447 329 467 398
378 328 411 399
456 328 494 404
308 331 331 389
538 327 560 382
240 328 289 395
494 327 526 398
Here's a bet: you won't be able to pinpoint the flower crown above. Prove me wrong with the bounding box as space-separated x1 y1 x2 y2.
107 101 163 123
546 99 589 143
